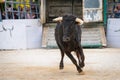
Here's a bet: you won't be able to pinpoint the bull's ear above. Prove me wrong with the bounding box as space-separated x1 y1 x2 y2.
53 17 63 22
75 18 84 25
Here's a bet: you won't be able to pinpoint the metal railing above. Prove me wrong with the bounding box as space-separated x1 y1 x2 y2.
3 0 40 19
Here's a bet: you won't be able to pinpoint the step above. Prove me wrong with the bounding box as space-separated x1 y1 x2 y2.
42 23 106 48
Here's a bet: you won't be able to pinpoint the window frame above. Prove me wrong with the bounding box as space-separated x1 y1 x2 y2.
83 0 103 22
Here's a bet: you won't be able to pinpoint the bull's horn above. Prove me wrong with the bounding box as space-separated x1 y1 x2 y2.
75 18 84 25
53 17 63 22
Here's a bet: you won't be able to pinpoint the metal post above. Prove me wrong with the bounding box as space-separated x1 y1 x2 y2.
29 0 32 18
0 9 2 21
23 0 27 19
5 1 8 19
103 0 107 26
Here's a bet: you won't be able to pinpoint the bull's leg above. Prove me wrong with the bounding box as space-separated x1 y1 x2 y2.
57 43 65 70
65 52 82 73
76 51 81 68
59 50 64 69
79 46 85 68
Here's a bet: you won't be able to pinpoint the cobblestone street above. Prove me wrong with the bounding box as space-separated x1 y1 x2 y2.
0 48 120 80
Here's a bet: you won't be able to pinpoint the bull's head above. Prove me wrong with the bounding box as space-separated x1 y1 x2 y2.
53 15 84 42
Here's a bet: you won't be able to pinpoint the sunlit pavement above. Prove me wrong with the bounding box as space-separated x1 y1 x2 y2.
0 48 120 80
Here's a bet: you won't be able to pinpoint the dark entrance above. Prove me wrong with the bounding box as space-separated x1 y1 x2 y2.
46 0 82 22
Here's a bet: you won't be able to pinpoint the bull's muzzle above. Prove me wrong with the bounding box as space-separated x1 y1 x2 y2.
63 36 70 42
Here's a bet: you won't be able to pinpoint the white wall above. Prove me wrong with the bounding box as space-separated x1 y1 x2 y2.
0 19 42 49
107 19 120 48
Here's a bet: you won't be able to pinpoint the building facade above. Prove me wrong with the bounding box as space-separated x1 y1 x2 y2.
0 0 120 49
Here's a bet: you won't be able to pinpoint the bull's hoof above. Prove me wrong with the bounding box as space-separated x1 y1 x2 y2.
59 65 64 70
59 66 64 70
80 63 85 68
77 67 82 73
77 69 82 73
79 71 85 75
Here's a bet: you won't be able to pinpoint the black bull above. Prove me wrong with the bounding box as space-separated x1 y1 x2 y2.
54 15 85 73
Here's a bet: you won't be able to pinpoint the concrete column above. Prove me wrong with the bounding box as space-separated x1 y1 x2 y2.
40 0 46 24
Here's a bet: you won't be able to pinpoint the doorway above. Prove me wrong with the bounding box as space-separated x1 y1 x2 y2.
46 0 82 22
